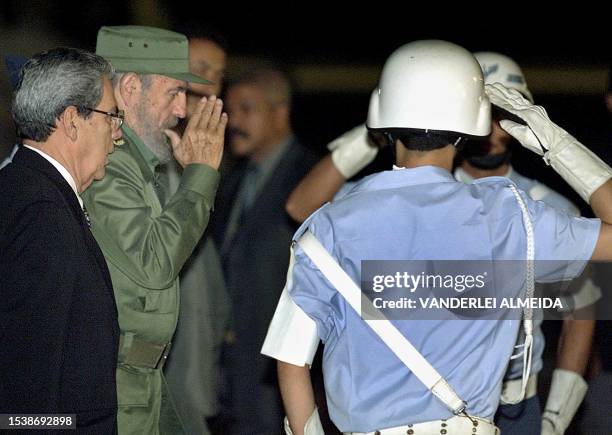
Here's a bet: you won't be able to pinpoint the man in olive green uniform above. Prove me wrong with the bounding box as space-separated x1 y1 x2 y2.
83 26 227 435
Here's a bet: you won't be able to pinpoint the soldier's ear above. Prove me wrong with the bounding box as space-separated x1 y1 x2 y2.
118 72 142 106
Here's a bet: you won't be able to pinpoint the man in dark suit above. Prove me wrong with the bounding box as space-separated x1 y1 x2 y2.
0 47 123 433
212 68 318 434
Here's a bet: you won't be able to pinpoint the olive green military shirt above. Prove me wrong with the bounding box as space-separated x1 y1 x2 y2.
82 124 219 348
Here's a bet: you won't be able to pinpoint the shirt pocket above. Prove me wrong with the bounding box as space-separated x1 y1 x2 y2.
139 288 178 314
116 364 151 407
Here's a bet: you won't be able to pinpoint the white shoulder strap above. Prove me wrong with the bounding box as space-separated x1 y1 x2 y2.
296 230 467 415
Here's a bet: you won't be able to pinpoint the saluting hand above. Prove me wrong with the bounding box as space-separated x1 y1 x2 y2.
164 95 228 170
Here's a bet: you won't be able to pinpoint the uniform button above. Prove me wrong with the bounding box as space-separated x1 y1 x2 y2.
375 431 380 435
441 423 447 427
406 430 414 435
440 430 447 434
473 420 479 426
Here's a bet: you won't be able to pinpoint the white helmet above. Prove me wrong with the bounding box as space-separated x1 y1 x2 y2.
367 40 491 138
473 52 533 102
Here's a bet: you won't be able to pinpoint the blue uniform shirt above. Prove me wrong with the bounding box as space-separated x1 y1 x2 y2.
455 166 581 380
289 166 599 432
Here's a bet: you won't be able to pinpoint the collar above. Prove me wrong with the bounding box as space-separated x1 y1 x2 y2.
454 166 514 184
23 144 83 209
351 165 457 195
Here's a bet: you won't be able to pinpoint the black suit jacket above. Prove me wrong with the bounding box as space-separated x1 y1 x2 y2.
0 147 119 434
213 139 318 341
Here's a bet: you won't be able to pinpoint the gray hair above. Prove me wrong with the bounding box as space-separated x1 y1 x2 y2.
12 47 112 142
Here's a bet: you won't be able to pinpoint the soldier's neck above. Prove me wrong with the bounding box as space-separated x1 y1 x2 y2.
395 144 455 172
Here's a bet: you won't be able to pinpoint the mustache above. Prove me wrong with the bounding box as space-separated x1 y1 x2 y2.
228 127 249 139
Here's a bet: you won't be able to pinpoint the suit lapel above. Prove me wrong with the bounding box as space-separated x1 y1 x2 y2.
241 139 297 230
12 147 115 295
13 147 85 225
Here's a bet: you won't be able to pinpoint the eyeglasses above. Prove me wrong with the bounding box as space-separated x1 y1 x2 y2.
85 107 125 129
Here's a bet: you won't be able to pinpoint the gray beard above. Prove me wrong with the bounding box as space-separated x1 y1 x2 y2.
134 102 174 164
142 131 173 164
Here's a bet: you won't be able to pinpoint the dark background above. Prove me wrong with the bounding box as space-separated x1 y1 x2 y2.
1 4 610 432
1 2 610 161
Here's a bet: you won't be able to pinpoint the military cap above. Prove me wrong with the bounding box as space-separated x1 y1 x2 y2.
96 25 211 84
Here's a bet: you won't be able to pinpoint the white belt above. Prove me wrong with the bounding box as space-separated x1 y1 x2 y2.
501 374 538 404
344 415 499 435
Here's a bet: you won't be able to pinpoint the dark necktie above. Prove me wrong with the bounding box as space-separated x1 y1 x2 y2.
221 164 260 256
241 164 260 213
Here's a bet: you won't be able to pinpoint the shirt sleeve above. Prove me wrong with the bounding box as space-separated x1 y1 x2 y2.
527 191 601 282
83 151 219 290
288 210 350 344
261 284 320 366
262 244 320 366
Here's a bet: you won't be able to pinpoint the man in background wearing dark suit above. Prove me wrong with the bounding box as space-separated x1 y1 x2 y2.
0 47 123 433
212 68 318 434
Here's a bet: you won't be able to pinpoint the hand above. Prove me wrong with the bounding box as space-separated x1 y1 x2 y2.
164 95 228 170
485 83 573 157
328 124 378 179
283 408 325 435
485 82 612 202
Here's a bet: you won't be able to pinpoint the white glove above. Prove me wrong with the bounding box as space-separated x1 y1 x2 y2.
485 83 612 203
541 369 588 435
283 408 325 435
328 124 378 179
